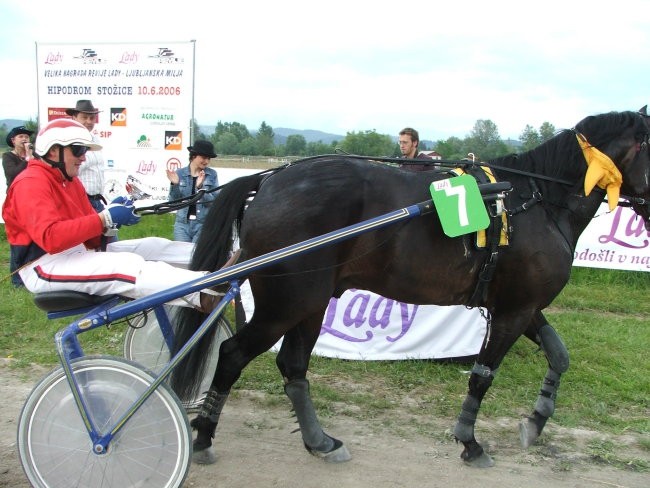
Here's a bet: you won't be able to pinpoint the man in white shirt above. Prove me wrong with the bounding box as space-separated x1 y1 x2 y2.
66 100 107 211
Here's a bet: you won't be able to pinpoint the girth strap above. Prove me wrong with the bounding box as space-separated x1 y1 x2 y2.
463 165 504 307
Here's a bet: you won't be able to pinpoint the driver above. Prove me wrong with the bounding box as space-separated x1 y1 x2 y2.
2 118 216 311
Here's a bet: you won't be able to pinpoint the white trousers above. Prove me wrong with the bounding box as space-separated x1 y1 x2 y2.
20 237 207 307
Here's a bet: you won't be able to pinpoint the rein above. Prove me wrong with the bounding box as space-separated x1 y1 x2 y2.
347 154 576 186
133 139 644 217
134 166 284 216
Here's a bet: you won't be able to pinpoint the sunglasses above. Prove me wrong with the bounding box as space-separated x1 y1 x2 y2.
69 145 89 157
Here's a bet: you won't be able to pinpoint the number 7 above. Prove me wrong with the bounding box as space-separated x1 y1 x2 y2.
444 184 468 226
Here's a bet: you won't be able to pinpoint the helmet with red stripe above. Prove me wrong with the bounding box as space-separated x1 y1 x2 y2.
34 118 102 157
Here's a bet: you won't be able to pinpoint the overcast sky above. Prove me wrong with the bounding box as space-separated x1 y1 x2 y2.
1 0 647 141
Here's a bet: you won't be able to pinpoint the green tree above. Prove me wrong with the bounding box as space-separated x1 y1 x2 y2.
434 136 467 160
216 132 239 155
520 124 541 151
214 121 251 142
239 137 257 156
285 134 307 156
256 121 275 156
306 141 335 156
466 119 509 160
340 130 394 157
539 122 556 142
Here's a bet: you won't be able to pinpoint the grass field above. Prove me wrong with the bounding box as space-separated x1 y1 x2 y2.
0 192 648 469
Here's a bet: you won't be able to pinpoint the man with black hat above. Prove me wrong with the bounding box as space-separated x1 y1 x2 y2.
165 140 219 242
3 125 35 286
3 125 35 190
66 99 107 211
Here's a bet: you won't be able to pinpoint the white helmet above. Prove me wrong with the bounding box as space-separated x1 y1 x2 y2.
34 118 102 156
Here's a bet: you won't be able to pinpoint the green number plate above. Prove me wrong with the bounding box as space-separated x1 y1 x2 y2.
429 175 490 237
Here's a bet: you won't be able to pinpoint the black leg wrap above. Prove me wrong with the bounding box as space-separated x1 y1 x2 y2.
284 379 334 452
191 390 229 451
534 369 560 418
454 395 480 442
198 389 230 423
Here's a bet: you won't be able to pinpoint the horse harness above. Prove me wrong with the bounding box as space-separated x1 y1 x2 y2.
442 163 518 307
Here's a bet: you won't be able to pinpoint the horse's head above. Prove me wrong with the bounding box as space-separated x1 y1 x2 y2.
574 110 650 230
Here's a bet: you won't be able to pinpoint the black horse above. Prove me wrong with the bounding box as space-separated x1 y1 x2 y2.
170 110 650 467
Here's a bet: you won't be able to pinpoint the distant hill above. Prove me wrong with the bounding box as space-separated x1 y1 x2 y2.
272 128 344 145
0 119 28 130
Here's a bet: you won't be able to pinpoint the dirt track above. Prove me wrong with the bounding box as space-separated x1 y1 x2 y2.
2 360 648 488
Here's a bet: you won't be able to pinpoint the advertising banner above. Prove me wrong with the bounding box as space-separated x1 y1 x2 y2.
35 41 195 205
572 204 649 272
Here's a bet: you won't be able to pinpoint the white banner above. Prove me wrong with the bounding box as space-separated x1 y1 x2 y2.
573 204 649 272
313 290 486 360
35 41 195 205
240 278 487 361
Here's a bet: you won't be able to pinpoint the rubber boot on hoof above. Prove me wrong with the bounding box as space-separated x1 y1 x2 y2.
285 379 351 463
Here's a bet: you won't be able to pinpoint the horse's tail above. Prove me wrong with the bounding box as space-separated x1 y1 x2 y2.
169 171 268 400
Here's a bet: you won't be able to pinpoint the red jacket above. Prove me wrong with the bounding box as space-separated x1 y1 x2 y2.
2 159 103 253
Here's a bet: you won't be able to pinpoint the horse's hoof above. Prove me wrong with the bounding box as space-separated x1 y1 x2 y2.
193 446 217 465
307 443 352 463
519 417 539 448
462 451 494 468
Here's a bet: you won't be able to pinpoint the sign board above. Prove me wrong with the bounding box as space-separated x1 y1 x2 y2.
572 204 649 272
35 41 195 205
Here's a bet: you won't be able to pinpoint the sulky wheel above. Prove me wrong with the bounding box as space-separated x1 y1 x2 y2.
17 356 191 488
123 312 234 412
122 305 176 373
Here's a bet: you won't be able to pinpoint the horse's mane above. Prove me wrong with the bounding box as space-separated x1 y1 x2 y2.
489 111 645 192
575 110 647 146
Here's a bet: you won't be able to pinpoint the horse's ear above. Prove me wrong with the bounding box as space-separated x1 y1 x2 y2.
639 105 648 116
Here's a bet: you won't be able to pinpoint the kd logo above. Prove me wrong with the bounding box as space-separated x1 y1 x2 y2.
111 108 127 126
165 132 182 150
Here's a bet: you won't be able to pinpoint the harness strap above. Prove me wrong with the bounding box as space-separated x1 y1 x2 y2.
507 178 542 216
463 165 503 307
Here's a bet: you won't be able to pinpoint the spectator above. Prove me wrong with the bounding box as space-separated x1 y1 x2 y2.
3 125 35 190
3 125 35 287
1 118 217 311
166 140 219 243
65 100 107 211
397 127 434 171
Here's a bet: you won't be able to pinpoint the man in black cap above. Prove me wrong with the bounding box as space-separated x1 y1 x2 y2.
3 125 35 190
3 125 35 286
165 140 219 242
66 100 107 211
